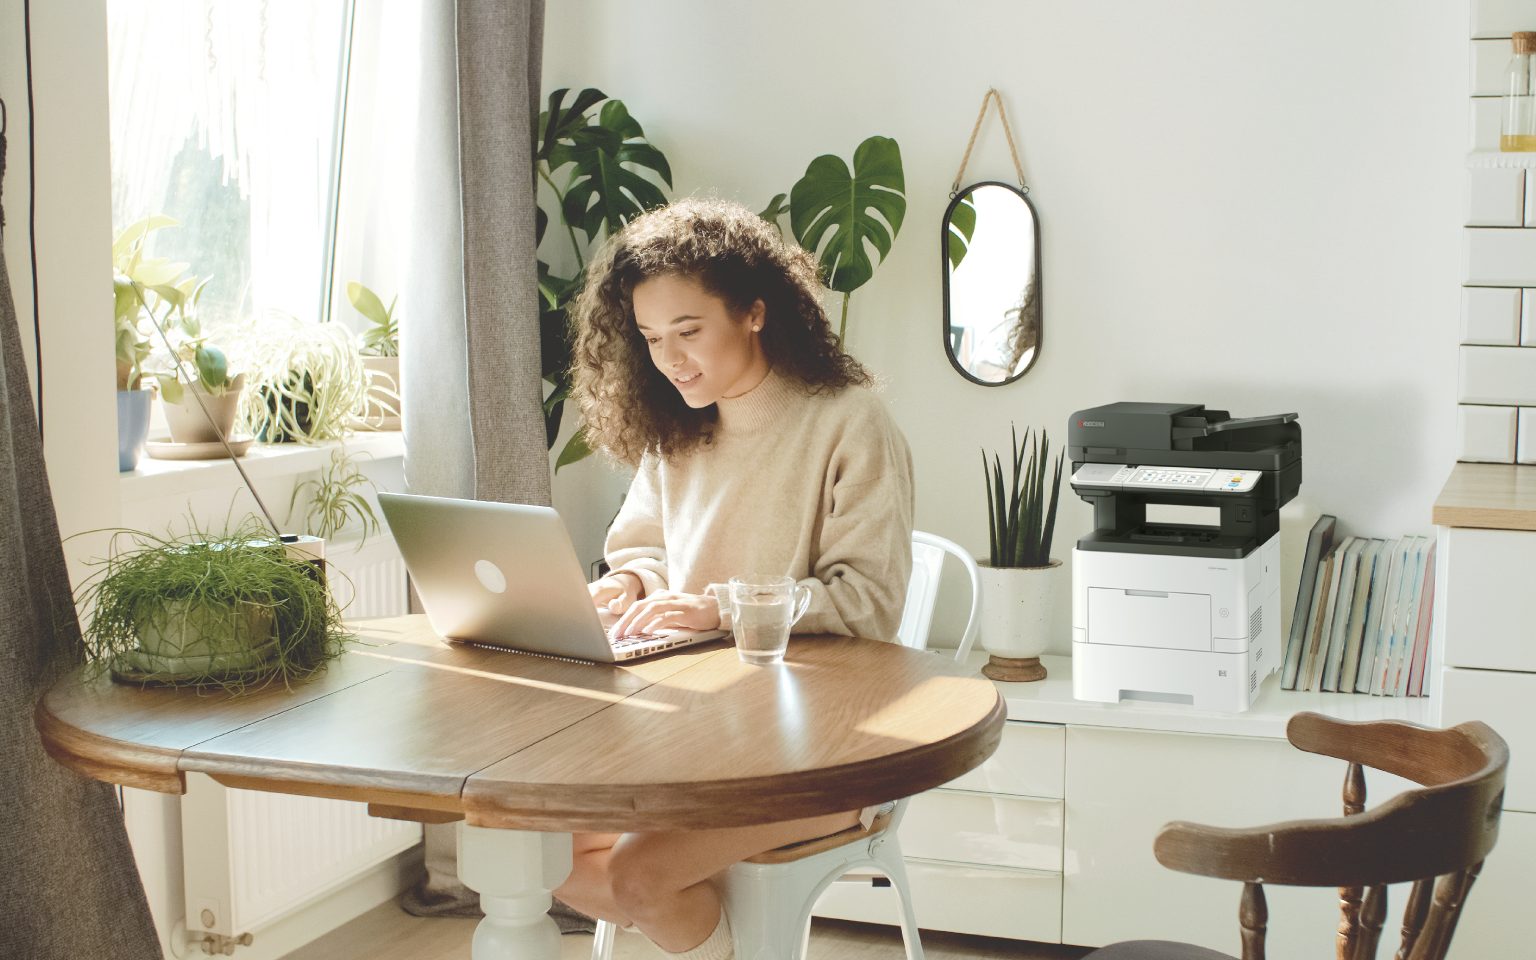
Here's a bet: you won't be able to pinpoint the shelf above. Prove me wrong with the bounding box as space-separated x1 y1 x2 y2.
1433 461 1536 530
973 651 1434 740
120 432 405 503
1468 149 1536 169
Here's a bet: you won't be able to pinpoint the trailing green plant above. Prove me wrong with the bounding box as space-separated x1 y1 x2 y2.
760 136 908 341
289 450 381 545
231 312 370 443
982 426 1063 569
113 215 232 401
347 282 399 357
74 517 351 691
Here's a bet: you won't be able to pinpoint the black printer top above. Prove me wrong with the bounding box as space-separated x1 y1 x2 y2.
1067 402 1300 471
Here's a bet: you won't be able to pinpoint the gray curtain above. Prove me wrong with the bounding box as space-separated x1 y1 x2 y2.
0 244 162 951
402 0 551 509
400 0 569 924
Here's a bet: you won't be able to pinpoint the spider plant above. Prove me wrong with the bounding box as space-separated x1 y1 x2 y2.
74 516 350 691
231 312 370 443
289 450 381 546
983 426 1063 568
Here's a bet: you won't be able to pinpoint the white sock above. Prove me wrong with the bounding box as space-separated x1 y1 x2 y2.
659 907 733 960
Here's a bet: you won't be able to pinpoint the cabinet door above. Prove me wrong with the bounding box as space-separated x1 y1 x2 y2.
1447 808 1534 959
902 789 1062 872
1443 528 1536 671
1064 726 1413 959
814 860 1062 943
1441 667 1536 813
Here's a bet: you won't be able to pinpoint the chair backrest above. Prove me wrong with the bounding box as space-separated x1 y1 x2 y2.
894 531 981 662
1151 711 1509 960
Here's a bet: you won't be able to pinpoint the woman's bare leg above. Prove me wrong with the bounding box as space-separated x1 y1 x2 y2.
608 809 861 953
554 832 631 926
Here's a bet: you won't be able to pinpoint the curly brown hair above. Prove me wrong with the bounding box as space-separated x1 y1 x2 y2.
571 198 871 465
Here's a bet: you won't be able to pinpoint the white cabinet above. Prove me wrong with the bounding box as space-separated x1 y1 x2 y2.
1447 809 1535 959
1440 527 1536 671
814 720 1065 943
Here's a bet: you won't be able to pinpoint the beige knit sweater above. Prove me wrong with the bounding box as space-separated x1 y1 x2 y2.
605 369 914 641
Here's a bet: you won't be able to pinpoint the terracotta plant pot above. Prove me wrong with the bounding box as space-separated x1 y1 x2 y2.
163 373 246 444
977 558 1062 682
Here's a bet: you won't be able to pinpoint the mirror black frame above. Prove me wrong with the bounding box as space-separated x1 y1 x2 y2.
941 181 1042 387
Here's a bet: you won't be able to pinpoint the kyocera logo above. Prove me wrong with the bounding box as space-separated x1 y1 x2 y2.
1078 420 1105 427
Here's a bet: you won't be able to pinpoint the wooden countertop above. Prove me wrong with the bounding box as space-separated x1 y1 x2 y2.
1431 462 1536 531
37 615 1005 833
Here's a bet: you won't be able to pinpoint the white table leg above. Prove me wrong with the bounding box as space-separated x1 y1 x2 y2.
456 824 573 960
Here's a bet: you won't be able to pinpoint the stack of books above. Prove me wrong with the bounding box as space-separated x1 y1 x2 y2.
1280 516 1437 696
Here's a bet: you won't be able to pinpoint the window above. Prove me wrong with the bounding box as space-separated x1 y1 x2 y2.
107 0 354 329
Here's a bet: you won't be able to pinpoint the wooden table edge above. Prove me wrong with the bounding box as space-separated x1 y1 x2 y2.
461 689 1007 832
33 696 186 794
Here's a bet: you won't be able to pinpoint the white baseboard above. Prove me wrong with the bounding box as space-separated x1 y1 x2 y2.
162 842 424 960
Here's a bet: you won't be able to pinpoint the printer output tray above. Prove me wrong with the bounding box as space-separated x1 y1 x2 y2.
1075 526 1260 561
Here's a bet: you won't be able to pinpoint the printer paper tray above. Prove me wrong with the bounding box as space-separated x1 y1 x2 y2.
1087 587 1211 651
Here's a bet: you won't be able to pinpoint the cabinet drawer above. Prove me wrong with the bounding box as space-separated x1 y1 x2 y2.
1443 528 1536 671
940 720 1064 798
902 789 1062 872
814 859 1061 943
1440 667 1535 813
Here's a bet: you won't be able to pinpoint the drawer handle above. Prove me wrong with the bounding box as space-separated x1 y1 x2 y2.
1125 589 1170 598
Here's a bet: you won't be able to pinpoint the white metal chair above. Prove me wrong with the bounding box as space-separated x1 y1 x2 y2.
589 531 983 960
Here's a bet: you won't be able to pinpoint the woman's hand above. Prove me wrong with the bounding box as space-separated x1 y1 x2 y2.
589 571 643 616
610 590 721 639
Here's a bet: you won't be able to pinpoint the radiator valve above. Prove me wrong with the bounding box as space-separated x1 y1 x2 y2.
196 932 253 955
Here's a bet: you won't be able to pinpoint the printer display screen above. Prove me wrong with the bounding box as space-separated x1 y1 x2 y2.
1072 463 1262 494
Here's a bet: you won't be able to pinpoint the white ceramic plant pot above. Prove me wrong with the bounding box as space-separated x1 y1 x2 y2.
977 558 1062 682
163 373 246 444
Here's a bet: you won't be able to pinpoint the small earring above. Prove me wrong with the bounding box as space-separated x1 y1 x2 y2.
752 325 761 331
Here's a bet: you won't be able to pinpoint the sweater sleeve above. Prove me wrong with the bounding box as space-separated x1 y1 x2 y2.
603 457 670 598
793 412 915 641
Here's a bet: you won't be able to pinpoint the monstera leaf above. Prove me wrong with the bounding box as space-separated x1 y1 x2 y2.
947 193 977 271
788 136 906 296
548 99 672 242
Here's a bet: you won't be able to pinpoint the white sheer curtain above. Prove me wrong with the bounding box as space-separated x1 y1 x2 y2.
107 0 349 324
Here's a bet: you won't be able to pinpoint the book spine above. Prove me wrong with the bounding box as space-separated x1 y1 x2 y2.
1405 540 1437 697
1358 539 1402 694
1306 550 1347 691
1338 540 1381 694
1321 546 1360 692
1282 517 1335 691
1378 536 1423 696
1300 553 1337 692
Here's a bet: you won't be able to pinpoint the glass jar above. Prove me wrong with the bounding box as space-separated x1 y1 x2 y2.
1502 32 1536 151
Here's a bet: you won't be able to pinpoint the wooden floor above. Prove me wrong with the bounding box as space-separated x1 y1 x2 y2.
279 901 1095 960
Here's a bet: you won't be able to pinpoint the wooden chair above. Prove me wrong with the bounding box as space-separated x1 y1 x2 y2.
1084 711 1508 960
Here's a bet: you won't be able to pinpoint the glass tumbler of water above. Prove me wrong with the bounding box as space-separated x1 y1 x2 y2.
727 575 812 664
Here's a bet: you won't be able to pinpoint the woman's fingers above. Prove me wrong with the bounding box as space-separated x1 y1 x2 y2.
610 592 720 638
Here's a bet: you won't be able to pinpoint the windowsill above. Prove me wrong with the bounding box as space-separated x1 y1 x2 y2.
1467 149 1536 168
120 431 405 503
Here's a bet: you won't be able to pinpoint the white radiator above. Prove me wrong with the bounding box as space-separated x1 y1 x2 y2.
180 533 420 951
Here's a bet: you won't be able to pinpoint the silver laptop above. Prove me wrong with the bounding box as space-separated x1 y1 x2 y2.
377 493 728 662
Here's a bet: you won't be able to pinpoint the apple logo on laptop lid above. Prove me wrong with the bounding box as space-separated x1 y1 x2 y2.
474 559 507 594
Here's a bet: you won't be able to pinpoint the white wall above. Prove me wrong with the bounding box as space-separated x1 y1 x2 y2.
544 0 1467 651
0 0 122 588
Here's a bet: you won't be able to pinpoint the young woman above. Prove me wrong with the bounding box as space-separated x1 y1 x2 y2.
555 199 915 960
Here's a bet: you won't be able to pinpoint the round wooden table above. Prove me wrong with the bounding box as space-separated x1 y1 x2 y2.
36 615 1005 960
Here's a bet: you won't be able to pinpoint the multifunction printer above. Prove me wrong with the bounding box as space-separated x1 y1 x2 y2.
1067 403 1301 712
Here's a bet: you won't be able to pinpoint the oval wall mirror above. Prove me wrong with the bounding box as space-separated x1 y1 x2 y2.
942 182 1041 386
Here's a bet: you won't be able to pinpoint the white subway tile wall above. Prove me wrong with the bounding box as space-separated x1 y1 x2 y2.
1459 404 1519 462
1525 295 1536 345
1473 95 1503 150
1460 345 1536 405
1469 168 1526 225
1520 408 1536 462
1474 38 1511 96
1465 229 1536 286
1473 0 1534 40
1464 287 1523 345
1526 170 1536 224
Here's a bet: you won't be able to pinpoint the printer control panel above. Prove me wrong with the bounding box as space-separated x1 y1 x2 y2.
1072 463 1262 494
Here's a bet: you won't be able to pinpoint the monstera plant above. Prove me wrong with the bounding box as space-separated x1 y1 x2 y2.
760 136 909 341
535 88 673 471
